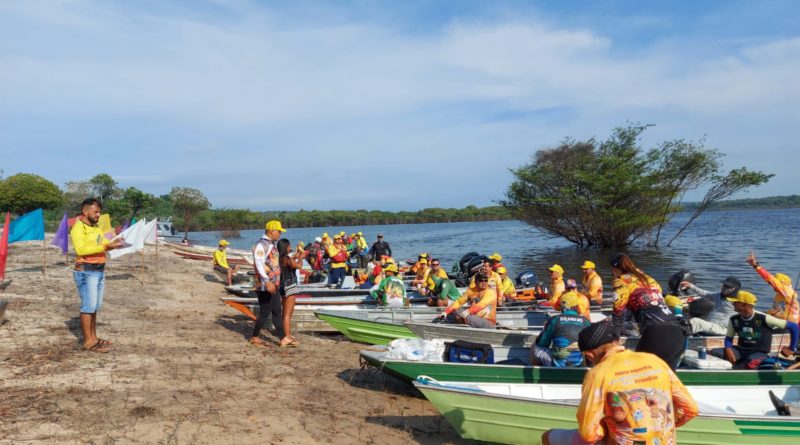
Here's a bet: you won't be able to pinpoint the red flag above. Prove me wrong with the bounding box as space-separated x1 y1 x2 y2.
0 212 10 281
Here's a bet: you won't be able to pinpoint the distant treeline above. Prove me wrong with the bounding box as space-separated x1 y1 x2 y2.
682 194 800 210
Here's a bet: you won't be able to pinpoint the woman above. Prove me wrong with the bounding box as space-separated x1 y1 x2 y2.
278 239 308 347
609 253 688 369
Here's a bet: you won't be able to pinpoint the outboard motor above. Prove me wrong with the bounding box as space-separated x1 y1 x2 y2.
515 271 537 288
465 255 489 277
668 270 696 296
455 252 480 275
720 277 741 298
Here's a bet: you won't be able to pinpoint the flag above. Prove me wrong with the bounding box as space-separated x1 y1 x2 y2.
0 212 10 280
109 219 147 259
8 208 45 244
98 214 115 240
143 218 158 245
51 212 69 254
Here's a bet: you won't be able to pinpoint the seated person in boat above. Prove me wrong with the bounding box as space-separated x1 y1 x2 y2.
370 263 407 308
424 262 461 307
530 292 591 367
580 260 603 305
409 253 429 274
552 279 590 319
709 290 798 369
358 260 383 290
747 251 799 324
542 321 698 445
469 261 504 305
416 258 448 296
496 267 517 303
411 258 430 292
677 276 740 336
213 239 239 286
547 264 566 306
439 271 497 329
488 252 504 272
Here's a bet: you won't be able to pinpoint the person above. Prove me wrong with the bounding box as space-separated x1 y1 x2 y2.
530 292 591 367
306 237 324 272
370 263 407 307
496 266 517 303
250 220 286 347
70 198 124 353
547 264 566 306
440 271 498 329
609 253 688 369
542 321 698 445
410 253 429 274
710 290 798 368
747 251 799 324
554 279 591 319
580 261 603 305
424 259 461 307
679 276 741 336
326 234 349 288
353 232 369 268
277 238 308 348
180 237 190 245
469 261 503 295
368 234 392 262
213 239 240 286
488 253 504 272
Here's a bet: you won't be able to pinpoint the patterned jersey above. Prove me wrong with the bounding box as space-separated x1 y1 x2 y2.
253 237 280 291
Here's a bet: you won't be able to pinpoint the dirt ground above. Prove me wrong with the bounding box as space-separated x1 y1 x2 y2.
0 240 475 445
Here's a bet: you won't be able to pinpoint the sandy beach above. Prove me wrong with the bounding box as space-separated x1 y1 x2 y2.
0 239 473 444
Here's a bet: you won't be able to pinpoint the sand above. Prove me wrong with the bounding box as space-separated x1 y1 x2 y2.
0 240 474 444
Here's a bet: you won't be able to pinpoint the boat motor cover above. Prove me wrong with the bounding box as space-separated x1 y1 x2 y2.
455 252 480 274
668 270 696 296
515 271 537 288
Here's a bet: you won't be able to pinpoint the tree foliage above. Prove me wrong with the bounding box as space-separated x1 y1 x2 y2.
89 173 118 202
0 173 63 215
170 187 211 236
63 180 94 214
502 124 773 248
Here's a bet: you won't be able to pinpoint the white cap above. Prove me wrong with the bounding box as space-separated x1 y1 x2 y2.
315 237 322 242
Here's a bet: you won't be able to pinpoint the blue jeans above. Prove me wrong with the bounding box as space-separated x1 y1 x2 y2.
329 267 345 287
74 270 105 313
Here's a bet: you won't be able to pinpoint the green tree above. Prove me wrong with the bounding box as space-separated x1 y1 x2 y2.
89 173 118 202
63 180 94 214
122 187 156 221
170 187 211 237
0 173 63 215
502 124 772 248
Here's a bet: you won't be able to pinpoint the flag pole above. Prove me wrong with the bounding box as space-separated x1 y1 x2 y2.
42 238 46 275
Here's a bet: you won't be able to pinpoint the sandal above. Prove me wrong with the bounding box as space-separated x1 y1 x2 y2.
83 341 110 353
249 337 270 347
279 339 298 348
97 339 113 346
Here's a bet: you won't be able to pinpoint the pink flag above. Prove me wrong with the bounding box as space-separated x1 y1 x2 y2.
0 212 10 281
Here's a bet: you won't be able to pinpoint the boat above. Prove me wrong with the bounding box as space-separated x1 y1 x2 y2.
414 378 800 444
171 249 252 265
220 298 393 332
360 345 800 386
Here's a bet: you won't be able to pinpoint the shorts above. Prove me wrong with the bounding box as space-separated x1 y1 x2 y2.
74 269 105 313
214 264 230 274
546 429 599 445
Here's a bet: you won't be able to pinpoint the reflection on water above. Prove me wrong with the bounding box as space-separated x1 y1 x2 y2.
187 208 799 311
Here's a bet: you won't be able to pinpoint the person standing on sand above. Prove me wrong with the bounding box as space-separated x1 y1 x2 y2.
278 238 307 347
250 220 285 346
70 198 124 353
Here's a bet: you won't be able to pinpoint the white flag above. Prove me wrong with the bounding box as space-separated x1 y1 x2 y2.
143 218 158 245
109 219 147 259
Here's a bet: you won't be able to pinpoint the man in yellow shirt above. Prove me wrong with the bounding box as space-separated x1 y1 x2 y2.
542 321 698 445
496 267 517 303
440 272 498 329
580 260 603 305
547 264 566 306
213 239 240 286
327 234 349 288
69 198 124 353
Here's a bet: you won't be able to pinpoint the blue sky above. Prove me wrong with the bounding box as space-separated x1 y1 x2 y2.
1 1 798 211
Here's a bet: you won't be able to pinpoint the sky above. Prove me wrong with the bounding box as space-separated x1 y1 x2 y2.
1 0 798 211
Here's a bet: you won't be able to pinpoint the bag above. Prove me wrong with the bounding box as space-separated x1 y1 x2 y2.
445 340 494 364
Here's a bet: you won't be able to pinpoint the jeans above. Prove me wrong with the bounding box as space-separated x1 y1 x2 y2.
74 270 105 313
252 289 285 339
328 267 345 287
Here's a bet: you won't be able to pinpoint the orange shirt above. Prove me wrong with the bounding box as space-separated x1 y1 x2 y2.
583 271 603 304
548 277 565 305
756 266 799 324
577 347 698 444
446 287 498 322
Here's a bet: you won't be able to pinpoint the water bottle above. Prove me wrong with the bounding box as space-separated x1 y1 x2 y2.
697 346 707 360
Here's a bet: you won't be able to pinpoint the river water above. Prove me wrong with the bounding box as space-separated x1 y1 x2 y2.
187 208 800 310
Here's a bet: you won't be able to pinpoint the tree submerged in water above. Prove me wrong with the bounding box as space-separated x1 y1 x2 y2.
502 124 773 248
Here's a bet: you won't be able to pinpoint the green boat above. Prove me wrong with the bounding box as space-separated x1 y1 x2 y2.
414 378 800 445
361 346 800 385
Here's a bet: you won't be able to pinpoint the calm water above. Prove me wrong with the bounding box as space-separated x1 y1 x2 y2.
186 208 800 309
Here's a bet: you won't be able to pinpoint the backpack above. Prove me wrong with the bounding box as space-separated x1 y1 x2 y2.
445 340 494 364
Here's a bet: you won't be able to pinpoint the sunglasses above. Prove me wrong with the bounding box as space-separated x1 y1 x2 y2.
477 279 489 284
431 263 440 266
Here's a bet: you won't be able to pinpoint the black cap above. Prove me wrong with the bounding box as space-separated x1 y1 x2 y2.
578 321 619 352
721 277 741 298
377 234 383 238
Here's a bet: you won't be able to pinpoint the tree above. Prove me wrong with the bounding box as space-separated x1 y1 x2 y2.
89 173 118 202
0 173 63 215
170 187 210 237
502 124 772 248
122 187 156 221
63 180 94 214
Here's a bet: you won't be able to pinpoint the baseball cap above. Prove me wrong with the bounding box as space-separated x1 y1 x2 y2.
726 290 757 305
488 253 503 261
496 266 507 274
219 240 229 246
580 261 596 269
548 264 564 274
265 220 286 232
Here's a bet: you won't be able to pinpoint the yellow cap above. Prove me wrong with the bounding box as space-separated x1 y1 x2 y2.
496 266 507 274
340 231 346 236
580 260 596 269
727 290 757 305
219 239 229 246
419 252 428 258
418 258 428 265
664 295 683 308
383 263 399 273
548 264 564 275
333 234 342 240
560 292 581 311
775 273 792 287
357 231 363 236
265 220 285 232
489 253 503 261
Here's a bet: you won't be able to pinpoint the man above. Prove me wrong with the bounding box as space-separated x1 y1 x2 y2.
441 272 498 329
547 264 566 306
411 258 431 292
531 292 591 367
327 234 349 288
250 220 286 346
554 279 591 319
542 321 698 445
370 263 407 308
410 253 429 274
580 261 603 305
469 261 503 294
213 239 240 286
70 198 124 353
368 234 392 262
747 251 799 324
679 276 741 336
424 259 459 306
496 267 517 303
353 232 369 268
710 290 798 369
488 252 504 272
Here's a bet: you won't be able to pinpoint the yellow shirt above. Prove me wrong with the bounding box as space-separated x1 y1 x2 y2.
69 219 108 265
213 248 230 269
612 273 661 314
327 245 348 269
500 277 516 297
469 271 503 294
583 271 603 304
548 277 565 305
577 348 698 444
447 287 498 322
756 266 800 324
